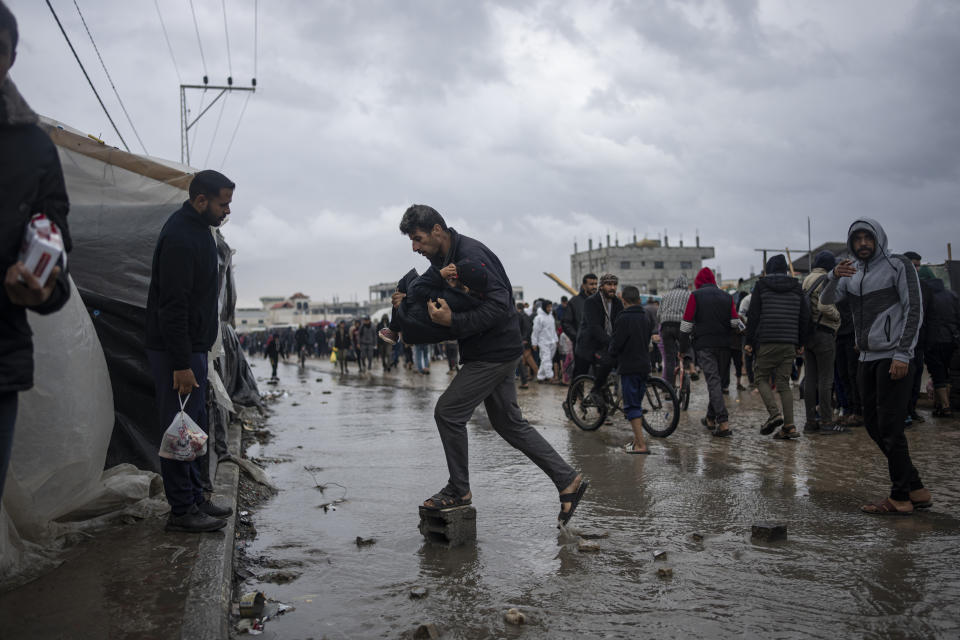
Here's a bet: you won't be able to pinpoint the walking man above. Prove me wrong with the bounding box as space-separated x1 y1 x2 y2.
562 274 598 378
745 255 809 440
609 286 653 454
398 205 587 527
820 218 930 515
801 250 847 434
532 300 559 382
146 170 235 532
681 268 738 437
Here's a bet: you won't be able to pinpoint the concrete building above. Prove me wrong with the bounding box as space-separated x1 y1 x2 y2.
570 233 715 296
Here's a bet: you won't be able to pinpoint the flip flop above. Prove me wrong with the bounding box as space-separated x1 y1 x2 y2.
712 427 733 438
557 478 589 528
623 443 651 455
861 498 913 516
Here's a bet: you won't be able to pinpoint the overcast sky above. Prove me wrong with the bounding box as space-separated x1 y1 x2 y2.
10 0 960 306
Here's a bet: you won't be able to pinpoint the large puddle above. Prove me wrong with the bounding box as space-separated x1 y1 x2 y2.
238 360 960 639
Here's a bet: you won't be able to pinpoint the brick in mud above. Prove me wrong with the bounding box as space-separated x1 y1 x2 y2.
751 522 787 542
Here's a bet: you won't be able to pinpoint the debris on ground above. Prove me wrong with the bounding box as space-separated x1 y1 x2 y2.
504 608 527 625
355 536 376 547
410 587 429 599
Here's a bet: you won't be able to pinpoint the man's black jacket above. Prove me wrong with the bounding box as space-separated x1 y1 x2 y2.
1 80 72 393
562 290 587 344
608 305 652 377
145 203 220 370
575 291 623 360
428 228 522 363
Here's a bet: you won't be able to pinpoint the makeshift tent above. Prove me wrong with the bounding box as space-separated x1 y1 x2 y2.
1 118 261 584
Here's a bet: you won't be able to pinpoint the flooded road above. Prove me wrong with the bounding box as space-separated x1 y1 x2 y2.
238 359 960 639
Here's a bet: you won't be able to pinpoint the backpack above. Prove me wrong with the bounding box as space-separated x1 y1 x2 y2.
804 274 830 342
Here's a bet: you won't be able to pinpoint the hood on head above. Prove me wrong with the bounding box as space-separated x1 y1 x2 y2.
918 265 935 281
673 274 689 290
765 254 788 275
694 267 716 289
847 217 889 262
455 259 488 291
813 250 835 271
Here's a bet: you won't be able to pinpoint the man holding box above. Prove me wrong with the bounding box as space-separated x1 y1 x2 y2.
0 1 72 502
146 170 235 533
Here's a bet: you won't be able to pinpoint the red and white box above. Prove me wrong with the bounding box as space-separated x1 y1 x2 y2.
18 214 65 285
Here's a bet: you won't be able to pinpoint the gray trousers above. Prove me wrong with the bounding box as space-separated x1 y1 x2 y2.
804 330 836 425
756 343 797 425
434 358 577 496
697 348 729 423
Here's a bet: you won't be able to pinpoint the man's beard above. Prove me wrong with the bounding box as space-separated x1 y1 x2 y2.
202 209 226 227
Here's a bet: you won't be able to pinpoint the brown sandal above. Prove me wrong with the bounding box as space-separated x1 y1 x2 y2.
861 498 912 516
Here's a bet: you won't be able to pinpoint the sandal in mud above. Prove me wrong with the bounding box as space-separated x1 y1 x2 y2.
861 498 913 516
557 478 589 528
422 487 471 511
772 426 799 440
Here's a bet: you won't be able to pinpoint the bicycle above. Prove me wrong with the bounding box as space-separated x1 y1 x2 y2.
565 371 680 437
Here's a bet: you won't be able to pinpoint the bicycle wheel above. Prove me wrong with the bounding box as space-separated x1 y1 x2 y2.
567 375 607 431
680 374 690 411
641 376 680 438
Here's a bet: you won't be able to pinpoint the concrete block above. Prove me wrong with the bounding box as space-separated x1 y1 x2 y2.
419 505 476 548
751 522 787 542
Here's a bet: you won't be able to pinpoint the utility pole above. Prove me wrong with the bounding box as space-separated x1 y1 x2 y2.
180 80 256 165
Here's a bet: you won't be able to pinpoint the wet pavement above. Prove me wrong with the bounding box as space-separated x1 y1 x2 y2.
239 359 960 639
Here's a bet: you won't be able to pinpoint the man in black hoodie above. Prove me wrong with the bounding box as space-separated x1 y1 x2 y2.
146 170 235 533
1 1 72 501
745 255 810 439
398 205 587 527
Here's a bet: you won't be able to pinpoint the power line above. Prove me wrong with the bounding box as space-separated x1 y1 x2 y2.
45 0 130 152
220 91 251 169
72 0 148 154
154 0 182 84
221 0 232 80
188 0 208 78
203 91 228 167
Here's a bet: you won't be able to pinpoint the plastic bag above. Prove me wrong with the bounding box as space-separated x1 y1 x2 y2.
158 394 208 462
330 348 337 363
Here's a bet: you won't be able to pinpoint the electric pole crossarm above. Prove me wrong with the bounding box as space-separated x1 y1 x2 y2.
187 89 228 131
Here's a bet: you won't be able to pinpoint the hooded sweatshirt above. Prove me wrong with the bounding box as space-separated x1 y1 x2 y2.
801 250 841 333
657 274 690 326
746 255 809 347
820 218 922 363
680 268 738 351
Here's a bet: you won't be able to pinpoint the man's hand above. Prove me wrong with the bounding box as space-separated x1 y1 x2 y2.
391 292 406 308
744 344 753 355
4 263 61 307
439 264 458 280
796 346 805 356
427 298 453 327
173 368 200 396
651 334 661 344
834 259 856 278
890 359 909 380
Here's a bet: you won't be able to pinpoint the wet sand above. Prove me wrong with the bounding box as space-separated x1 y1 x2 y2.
237 359 960 639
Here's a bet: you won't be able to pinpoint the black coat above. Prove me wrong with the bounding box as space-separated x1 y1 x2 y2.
927 279 960 345
746 275 809 347
608 305 652 377
562 290 587 344
575 291 623 360
145 203 220 370
681 283 737 351
1 106 72 393
394 266 481 345
427 229 522 363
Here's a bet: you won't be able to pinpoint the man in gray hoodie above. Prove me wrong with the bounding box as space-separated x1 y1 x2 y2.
657 274 691 386
820 218 930 515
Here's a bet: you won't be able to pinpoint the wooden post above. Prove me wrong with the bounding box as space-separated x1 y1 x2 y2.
949 243 953 261
785 248 796 277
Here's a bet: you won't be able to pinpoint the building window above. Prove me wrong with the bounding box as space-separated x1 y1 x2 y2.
241 319 247 324
641 261 646 267
620 261 630 270
654 261 664 269
680 261 692 269
258 319 264 324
